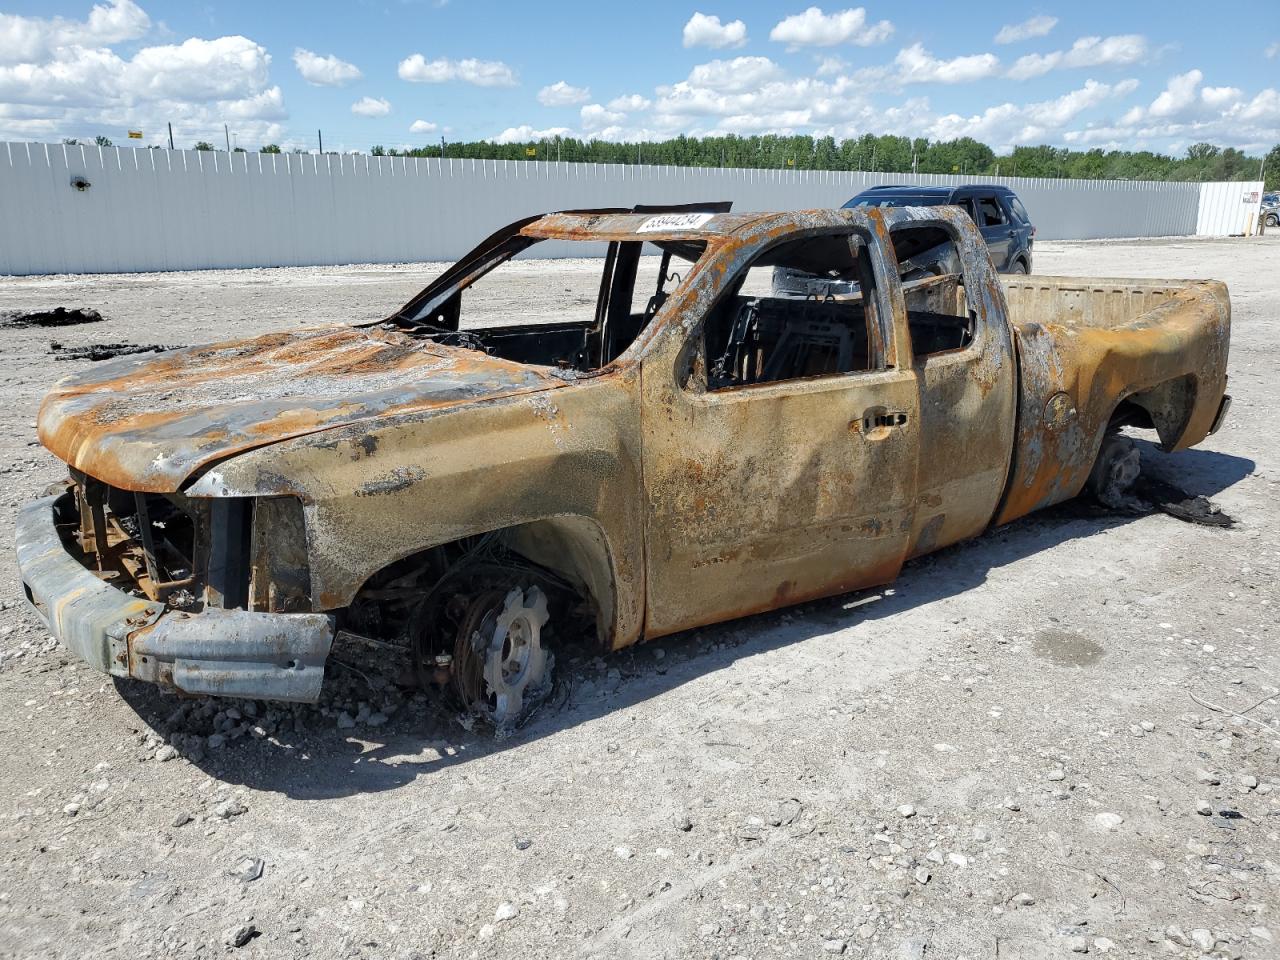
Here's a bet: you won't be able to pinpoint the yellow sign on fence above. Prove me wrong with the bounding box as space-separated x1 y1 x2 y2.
127 130 143 139
525 147 536 157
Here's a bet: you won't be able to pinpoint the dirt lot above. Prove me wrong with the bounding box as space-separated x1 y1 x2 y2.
0 236 1277 960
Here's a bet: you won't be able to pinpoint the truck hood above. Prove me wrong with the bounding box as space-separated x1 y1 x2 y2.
38 325 566 493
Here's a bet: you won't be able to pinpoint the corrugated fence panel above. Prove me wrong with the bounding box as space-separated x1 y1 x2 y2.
0 140 1254 275
1196 181 1264 236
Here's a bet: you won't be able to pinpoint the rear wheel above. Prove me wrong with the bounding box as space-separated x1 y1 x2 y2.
1266 212 1279 228
1007 259 1028 275
1086 433 1142 508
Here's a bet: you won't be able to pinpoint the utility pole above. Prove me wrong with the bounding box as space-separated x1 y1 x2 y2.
440 135 446 158
167 122 174 150
224 123 230 152
318 129 323 153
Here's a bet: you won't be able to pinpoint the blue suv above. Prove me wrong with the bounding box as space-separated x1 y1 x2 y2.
772 183 1036 299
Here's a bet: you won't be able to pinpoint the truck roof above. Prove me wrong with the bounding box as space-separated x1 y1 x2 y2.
521 210 762 242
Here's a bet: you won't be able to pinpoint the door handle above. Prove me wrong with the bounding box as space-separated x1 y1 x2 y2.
857 409 909 436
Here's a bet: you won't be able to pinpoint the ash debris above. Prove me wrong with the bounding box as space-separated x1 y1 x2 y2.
49 341 175 361
138 632 426 761
1 306 106 328
1096 472 1236 528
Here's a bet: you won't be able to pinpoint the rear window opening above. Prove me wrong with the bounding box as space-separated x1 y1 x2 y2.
889 224 974 358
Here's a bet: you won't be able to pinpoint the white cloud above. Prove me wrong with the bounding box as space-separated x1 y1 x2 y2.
682 12 748 49
1201 85 1241 109
894 43 1000 85
127 36 273 101
410 119 438 133
292 48 361 87
1008 34 1148 80
491 124 573 144
581 103 626 130
994 15 1058 45
537 80 590 106
652 72 868 127
607 93 651 111
1091 69 1279 153
1149 69 1204 118
1267 41 1279 59
687 56 784 92
351 96 391 117
769 7 893 49
221 86 287 121
1237 88 1280 123
921 78 1139 152
0 0 149 65
397 54 517 87
0 34 275 108
815 55 848 76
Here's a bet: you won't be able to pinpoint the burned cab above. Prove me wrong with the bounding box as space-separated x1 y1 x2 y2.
17 203 1230 730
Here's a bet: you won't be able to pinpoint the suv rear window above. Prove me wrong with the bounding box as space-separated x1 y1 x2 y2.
1008 196 1030 223
977 197 1007 227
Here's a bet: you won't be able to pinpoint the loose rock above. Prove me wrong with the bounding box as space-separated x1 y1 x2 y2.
494 902 518 922
224 923 258 948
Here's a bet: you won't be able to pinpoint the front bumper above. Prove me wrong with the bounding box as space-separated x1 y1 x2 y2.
15 493 334 702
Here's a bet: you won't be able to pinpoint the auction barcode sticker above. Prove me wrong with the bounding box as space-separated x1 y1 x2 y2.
636 212 715 233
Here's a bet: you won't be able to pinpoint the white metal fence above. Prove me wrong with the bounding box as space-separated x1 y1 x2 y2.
0 140 1261 275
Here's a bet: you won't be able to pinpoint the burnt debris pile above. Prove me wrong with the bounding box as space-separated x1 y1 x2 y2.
1 306 106 328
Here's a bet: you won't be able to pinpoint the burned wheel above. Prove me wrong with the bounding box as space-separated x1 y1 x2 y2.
451 586 551 727
1087 432 1141 507
411 570 555 732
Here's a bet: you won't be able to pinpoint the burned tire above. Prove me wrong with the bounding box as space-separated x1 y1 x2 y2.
410 564 555 733
1007 260 1028 275
1086 433 1142 507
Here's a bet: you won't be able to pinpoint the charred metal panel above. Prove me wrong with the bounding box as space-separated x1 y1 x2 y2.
37 326 567 493
250 497 312 613
185 371 649 649
206 498 250 609
128 608 333 702
880 206 1018 557
994 277 1230 524
636 207 923 637
16 493 163 675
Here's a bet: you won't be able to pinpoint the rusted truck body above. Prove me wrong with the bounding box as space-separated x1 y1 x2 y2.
16 205 1231 725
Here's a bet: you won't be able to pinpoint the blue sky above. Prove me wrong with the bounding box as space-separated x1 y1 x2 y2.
1 0 1277 155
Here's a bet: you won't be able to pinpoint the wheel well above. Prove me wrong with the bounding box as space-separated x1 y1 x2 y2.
503 516 617 647
343 516 618 650
1110 376 1196 449
1107 397 1155 431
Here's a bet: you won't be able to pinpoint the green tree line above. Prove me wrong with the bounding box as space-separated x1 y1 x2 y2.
367 134 1279 191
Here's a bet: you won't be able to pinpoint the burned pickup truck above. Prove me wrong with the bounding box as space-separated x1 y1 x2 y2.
17 204 1231 728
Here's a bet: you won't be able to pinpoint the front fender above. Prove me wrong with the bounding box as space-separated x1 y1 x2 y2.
186 373 647 646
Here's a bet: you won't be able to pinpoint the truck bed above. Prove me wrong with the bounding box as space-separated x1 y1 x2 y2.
995 275 1231 524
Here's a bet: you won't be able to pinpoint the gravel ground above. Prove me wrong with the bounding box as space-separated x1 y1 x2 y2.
0 236 1277 960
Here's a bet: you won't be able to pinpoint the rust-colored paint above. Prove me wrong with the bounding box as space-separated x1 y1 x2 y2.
32 206 1231 660
38 326 567 493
